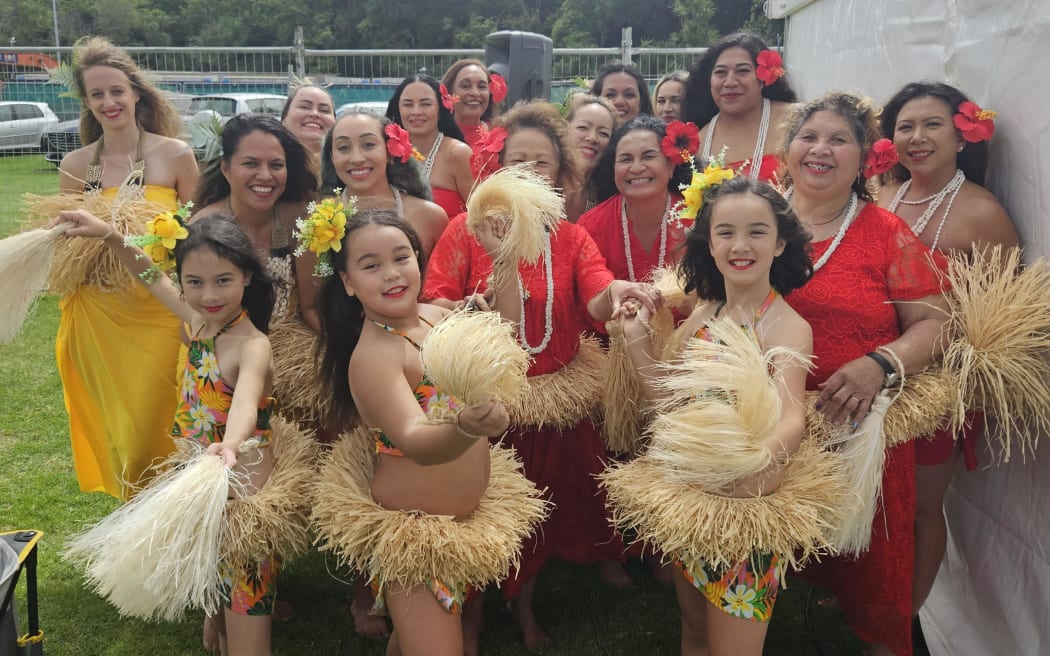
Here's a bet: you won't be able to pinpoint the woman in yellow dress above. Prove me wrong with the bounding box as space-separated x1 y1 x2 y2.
56 36 199 500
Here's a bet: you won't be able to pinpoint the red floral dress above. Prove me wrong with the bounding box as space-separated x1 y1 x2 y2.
727 154 781 184
423 215 622 598
786 204 944 656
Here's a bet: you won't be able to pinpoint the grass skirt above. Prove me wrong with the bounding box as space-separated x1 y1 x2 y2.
504 334 605 430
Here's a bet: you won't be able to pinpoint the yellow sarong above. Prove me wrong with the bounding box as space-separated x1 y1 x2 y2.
55 185 182 500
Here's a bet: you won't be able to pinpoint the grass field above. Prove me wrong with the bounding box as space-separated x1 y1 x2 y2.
0 155 890 655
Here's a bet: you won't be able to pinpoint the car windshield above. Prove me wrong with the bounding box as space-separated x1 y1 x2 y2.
188 97 237 115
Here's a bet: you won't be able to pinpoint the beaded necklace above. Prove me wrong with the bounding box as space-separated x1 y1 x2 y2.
887 169 965 251
786 188 860 272
421 132 443 180
620 193 672 282
516 230 554 355
702 98 770 180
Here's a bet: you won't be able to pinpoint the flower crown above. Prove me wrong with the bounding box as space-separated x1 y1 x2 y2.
954 101 996 143
384 123 424 163
126 202 193 283
678 147 735 220
661 120 701 165
294 193 354 277
755 50 785 87
864 138 899 178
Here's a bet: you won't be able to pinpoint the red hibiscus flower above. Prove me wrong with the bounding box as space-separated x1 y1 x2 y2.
384 123 415 163
755 50 785 86
863 138 899 178
661 120 701 164
953 101 996 143
439 83 460 111
478 126 508 155
489 73 509 104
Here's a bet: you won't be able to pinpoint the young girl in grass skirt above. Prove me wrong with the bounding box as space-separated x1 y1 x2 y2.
54 208 294 656
309 208 547 656
606 176 833 655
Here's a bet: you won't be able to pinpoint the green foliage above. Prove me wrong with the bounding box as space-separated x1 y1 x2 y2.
670 0 718 47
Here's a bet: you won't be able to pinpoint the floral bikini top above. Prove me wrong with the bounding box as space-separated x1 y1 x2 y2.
171 311 276 448
693 288 778 343
369 316 460 457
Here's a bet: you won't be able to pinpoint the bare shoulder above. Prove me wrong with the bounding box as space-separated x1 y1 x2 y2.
189 201 224 223
348 328 402 388
949 182 1019 249
421 302 451 325
59 145 93 187
145 132 193 157
405 196 447 222
759 298 812 354
446 138 473 160
876 178 903 209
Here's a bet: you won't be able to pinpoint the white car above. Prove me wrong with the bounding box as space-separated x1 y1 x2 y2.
182 93 288 159
0 101 59 153
336 101 391 117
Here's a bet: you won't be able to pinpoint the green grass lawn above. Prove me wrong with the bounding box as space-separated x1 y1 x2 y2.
0 156 874 655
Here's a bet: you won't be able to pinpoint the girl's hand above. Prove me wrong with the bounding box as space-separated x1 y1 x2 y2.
456 399 510 439
206 441 240 468
475 214 509 259
457 291 494 312
50 209 114 239
816 356 885 426
608 280 662 318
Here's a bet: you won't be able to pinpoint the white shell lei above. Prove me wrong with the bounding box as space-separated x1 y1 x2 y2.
887 169 965 251
516 230 555 355
421 132 443 180
620 193 672 282
702 98 770 180
785 188 860 272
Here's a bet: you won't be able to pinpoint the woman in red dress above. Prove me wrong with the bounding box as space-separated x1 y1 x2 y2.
424 101 656 652
781 90 950 656
877 82 1019 616
386 74 474 218
683 32 798 183
441 59 497 150
578 115 693 284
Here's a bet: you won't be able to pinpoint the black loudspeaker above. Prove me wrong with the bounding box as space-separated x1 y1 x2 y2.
484 31 553 105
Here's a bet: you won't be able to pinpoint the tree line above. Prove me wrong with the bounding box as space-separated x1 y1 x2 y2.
3 0 780 51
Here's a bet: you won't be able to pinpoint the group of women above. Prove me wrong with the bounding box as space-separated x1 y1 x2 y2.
50 30 1018 656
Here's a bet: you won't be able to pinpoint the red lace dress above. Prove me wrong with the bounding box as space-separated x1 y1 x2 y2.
786 204 944 656
423 215 623 598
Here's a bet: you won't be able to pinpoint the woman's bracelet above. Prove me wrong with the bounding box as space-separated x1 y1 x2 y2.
456 420 487 441
876 344 905 378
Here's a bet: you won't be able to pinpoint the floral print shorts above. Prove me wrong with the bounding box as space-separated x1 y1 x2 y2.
676 551 781 622
369 576 468 616
219 554 281 616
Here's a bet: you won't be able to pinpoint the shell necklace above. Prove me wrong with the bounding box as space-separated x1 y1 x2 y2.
516 230 555 355
887 169 965 250
420 131 443 180
620 193 672 282
786 188 860 272
702 98 770 180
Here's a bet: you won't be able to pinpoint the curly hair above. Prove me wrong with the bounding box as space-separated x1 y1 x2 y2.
195 114 318 208
71 36 182 144
494 100 581 193
592 115 693 203
591 60 654 117
441 59 498 123
880 81 988 185
779 90 882 203
385 74 466 143
320 110 431 199
680 176 813 301
682 32 798 129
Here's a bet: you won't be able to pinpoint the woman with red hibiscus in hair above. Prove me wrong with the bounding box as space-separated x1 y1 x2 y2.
877 82 1019 619
385 74 475 218
441 59 508 150
578 116 695 284
682 32 798 183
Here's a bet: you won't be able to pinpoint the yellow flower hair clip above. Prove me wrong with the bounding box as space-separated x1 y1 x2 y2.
294 193 354 276
678 147 735 221
126 202 193 282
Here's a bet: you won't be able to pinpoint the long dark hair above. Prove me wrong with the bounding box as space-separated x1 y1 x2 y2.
880 81 988 185
195 114 318 208
592 115 693 202
174 213 275 332
680 176 812 301
591 60 654 117
318 209 427 428
682 32 799 129
385 74 466 143
320 110 431 200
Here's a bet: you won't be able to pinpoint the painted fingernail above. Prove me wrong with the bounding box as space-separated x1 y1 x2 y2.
815 402 823 411
852 420 859 429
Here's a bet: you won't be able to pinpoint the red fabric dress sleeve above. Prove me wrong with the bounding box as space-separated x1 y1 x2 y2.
422 213 489 301
881 207 948 300
570 224 615 309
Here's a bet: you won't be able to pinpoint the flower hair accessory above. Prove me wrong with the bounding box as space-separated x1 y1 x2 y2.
294 193 353 276
755 50 785 86
439 83 460 111
954 101 996 143
384 123 424 163
678 147 735 220
661 120 701 165
489 73 509 104
863 138 899 178
125 202 193 283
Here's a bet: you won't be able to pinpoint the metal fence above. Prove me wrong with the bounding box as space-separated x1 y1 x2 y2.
0 28 706 196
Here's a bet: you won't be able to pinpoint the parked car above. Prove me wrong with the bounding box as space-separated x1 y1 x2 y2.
336 101 390 117
0 101 58 154
182 93 287 158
